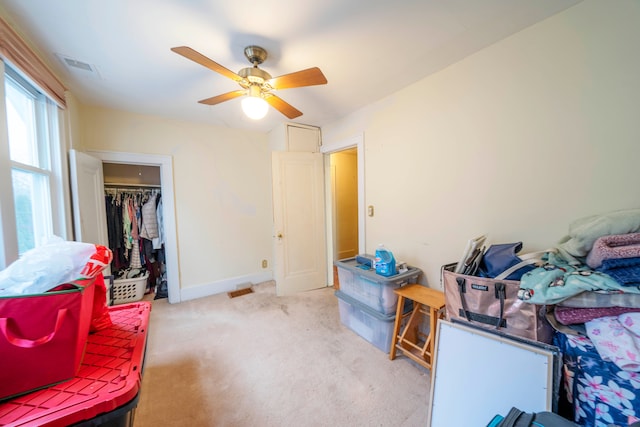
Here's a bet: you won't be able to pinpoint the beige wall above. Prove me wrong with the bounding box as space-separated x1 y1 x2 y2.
322 0 640 288
78 106 273 295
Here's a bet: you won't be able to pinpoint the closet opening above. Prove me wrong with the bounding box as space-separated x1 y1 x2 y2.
103 163 168 301
86 150 180 304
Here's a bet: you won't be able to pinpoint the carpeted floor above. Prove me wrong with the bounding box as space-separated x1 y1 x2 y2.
134 281 430 427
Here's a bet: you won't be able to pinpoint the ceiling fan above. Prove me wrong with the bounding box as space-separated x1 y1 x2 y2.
171 45 327 120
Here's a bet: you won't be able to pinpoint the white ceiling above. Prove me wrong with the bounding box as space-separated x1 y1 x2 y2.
0 0 581 133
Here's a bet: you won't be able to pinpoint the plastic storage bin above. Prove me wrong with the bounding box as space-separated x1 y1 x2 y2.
336 290 402 353
334 257 421 314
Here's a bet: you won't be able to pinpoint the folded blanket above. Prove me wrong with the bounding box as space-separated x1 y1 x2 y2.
519 252 640 305
559 290 640 308
554 305 640 325
585 313 640 372
586 232 640 268
557 208 640 264
598 256 640 286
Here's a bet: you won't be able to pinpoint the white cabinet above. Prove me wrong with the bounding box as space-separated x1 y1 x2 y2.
287 124 320 152
268 123 321 152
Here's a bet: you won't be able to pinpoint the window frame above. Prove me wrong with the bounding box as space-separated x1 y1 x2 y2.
0 60 68 269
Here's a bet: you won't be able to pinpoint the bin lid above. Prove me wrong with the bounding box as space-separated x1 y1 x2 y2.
335 290 411 321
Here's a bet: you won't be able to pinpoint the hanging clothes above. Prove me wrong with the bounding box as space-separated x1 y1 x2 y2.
103 185 166 299
130 239 143 269
130 198 139 241
105 195 117 250
123 195 132 254
153 195 164 250
140 193 159 240
129 197 142 269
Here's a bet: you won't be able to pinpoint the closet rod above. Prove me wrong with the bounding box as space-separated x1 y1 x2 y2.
104 182 161 189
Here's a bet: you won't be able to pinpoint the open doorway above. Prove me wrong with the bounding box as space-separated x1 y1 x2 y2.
322 133 365 287
330 148 358 260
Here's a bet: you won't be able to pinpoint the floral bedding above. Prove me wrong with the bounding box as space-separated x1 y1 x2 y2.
555 332 640 426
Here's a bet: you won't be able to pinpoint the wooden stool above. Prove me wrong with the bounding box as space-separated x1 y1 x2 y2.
389 284 446 370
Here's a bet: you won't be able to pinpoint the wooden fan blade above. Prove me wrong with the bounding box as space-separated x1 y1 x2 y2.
268 67 327 90
199 90 246 106
171 46 243 82
265 95 303 119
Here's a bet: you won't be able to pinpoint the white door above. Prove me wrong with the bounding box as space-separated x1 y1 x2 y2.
272 151 327 296
69 149 109 266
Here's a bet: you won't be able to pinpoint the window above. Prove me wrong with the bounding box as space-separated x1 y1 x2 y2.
1 62 65 265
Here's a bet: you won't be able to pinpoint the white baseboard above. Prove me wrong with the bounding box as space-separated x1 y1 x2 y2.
179 271 274 302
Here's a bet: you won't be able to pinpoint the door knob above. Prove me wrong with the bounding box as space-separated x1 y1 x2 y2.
277 233 283 239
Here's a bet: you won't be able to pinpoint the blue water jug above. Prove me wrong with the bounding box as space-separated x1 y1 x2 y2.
375 244 396 277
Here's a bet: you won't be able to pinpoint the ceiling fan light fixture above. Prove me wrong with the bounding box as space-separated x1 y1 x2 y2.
172 45 326 120
241 93 268 120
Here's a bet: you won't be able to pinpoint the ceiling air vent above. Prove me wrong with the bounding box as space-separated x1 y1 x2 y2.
56 53 101 79
64 57 93 72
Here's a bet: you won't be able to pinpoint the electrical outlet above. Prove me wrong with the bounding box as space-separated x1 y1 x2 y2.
262 259 268 268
